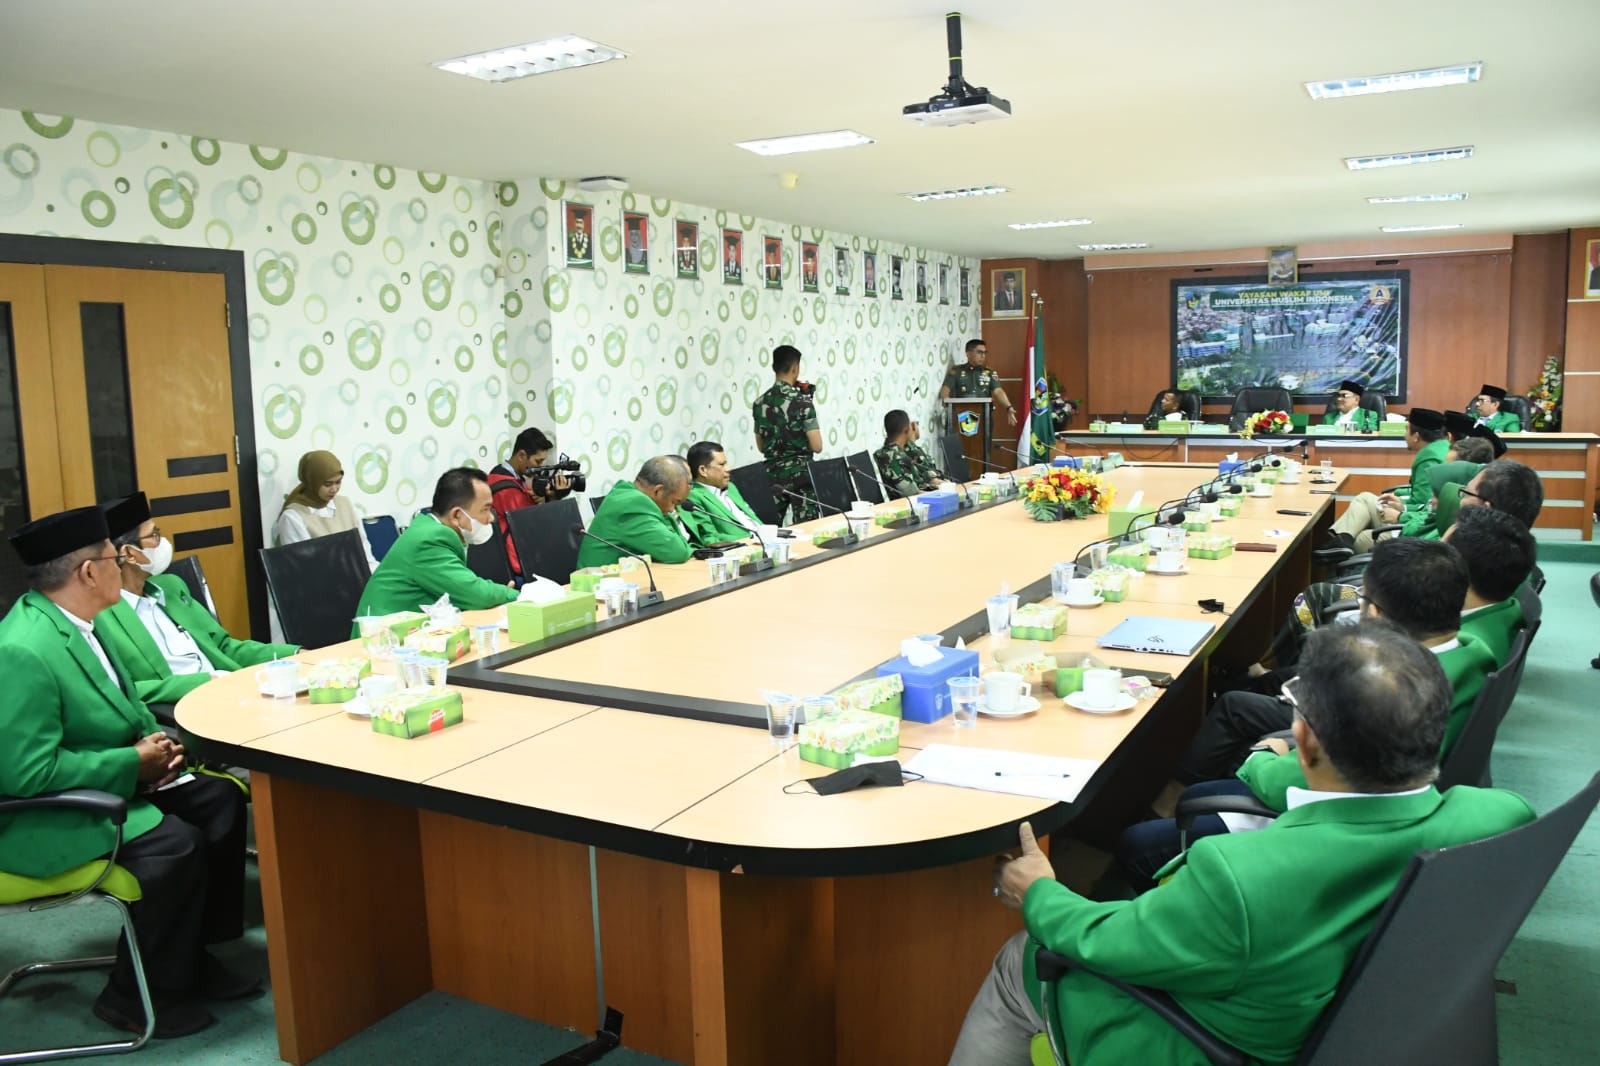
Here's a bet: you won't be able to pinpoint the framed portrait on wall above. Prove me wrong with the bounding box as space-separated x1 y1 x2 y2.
675 220 698 280
939 263 951 305
991 268 1024 316
722 229 743 285
959 266 970 307
801 241 819 293
890 255 904 300
1267 246 1298 286
564 202 594 269
1586 238 1600 299
915 260 928 303
863 251 877 298
763 236 783 290
834 246 850 295
622 212 649 275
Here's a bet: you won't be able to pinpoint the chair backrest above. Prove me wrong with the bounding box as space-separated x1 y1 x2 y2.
259 529 372 649
808 457 855 516
589 495 608 514
1464 395 1532 427
939 433 971 482
844 450 885 504
506 498 583 585
1228 388 1295 430
1514 582 1542 639
362 514 400 561
1321 393 1388 423
1436 628 1529 791
727 462 782 526
466 529 515 586
167 554 217 620
1300 772 1600 1065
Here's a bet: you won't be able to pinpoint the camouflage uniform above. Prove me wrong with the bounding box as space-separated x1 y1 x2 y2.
753 380 820 523
942 363 1000 399
874 441 943 499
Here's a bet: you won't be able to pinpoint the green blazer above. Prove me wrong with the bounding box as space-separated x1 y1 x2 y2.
1239 632 1498 809
680 481 760 548
1458 599 1524 667
1423 460 1486 538
95 574 298 705
351 515 517 636
575 481 693 568
1322 407 1380 433
0 591 164 878
1398 438 1450 537
1479 411 1522 433
1020 785 1534 1066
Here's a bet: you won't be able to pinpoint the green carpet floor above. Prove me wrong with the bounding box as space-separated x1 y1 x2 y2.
3 548 1596 1063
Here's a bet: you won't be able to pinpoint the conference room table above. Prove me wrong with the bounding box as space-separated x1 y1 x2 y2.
178 462 1341 1066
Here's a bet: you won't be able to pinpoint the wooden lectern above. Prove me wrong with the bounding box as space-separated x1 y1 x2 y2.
942 397 993 480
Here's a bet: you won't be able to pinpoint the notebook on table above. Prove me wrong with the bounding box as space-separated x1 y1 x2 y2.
1097 616 1215 656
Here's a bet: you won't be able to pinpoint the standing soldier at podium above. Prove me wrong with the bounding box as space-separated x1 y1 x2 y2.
940 339 1019 428
753 344 823 524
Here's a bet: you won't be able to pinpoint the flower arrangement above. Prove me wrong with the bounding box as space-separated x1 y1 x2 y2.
1021 468 1115 522
1525 355 1562 431
1239 409 1291 439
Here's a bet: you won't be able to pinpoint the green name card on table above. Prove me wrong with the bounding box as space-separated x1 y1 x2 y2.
1308 424 1340 435
1290 412 1310 430
1378 422 1407 437
1105 422 1146 433
1157 419 1191 434
1190 423 1227 435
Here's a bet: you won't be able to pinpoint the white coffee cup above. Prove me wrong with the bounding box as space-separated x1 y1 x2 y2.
983 671 1032 712
1156 549 1184 572
1082 668 1123 709
1066 576 1096 602
980 471 1000 483
849 501 874 518
359 675 399 701
1199 501 1221 519
255 660 300 702
1252 482 1274 497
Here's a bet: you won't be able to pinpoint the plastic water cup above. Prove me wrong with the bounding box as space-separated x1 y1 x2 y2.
256 660 300 703
622 584 640 614
471 623 499 658
763 691 800 747
802 695 837 725
415 656 449 688
766 539 791 565
986 594 1018 637
948 676 982 727
706 555 732 585
913 501 931 524
1050 562 1075 602
393 650 423 688
847 516 871 540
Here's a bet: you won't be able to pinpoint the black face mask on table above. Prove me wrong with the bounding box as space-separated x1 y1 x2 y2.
807 760 907 796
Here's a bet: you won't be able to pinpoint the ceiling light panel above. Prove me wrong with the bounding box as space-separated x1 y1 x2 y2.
734 130 874 157
1306 62 1482 100
1078 242 1149 251
1345 146 1474 170
1008 218 1092 230
434 36 627 83
1380 223 1464 233
1367 193 1469 204
903 185 1008 202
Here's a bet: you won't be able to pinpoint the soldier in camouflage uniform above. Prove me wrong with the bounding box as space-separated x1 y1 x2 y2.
939 338 1019 429
753 344 823 523
874 410 944 499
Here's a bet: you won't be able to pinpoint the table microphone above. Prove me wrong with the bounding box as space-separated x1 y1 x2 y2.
678 501 774 572
965 453 1021 493
773 487 858 547
844 462 890 502
572 526 666 606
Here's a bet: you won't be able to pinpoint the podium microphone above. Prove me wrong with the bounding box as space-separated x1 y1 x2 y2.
572 527 666 607
773 487 858 548
679 502 774 572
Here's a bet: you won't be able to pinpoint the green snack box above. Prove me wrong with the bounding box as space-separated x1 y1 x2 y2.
370 688 464 739
307 658 371 704
831 674 904 718
1012 603 1068 641
1181 515 1212 533
874 507 910 527
361 611 426 643
404 624 471 661
569 557 647 593
1088 421 1109 434
1107 545 1148 572
1258 469 1279 484
977 485 995 502
797 708 900 770
506 591 597 643
1188 534 1235 560
1055 666 1087 698
1219 496 1243 517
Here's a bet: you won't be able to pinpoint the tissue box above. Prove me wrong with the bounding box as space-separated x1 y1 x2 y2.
993 648 1059 684
1092 568 1129 602
1107 545 1148 571
506 591 597 643
830 674 904 718
569 558 646 593
1157 419 1191 434
307 658 371 704
876 646 980 723
1188 534 1235 560
798 708 900 770
1011 603 1068 641
404 624 470 661
1109 506 1153 539
370 688 464 739
363 611 427 642
915 491 960 520
1181 513 1212 533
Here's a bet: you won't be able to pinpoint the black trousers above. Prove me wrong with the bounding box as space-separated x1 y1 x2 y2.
1173 691 1295 785
109 774 247 998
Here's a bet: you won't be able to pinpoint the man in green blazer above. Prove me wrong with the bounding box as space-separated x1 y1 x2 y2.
94 493 297 706
956 622 1533 1066
352 467 519 635
575 456 695 568
1447 505 1534 666
1324 407 1448 552
1321 380 1380 433
1458 458 1545 528
0 507 255 1038
680 441 763 548
1473 384 1523 433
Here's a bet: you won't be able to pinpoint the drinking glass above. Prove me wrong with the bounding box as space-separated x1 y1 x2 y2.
948 676 982 727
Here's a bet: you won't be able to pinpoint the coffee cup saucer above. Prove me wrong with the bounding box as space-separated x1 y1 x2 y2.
1065 692 1137 714
1147 564 1189 576
979 695 1041 718
344 696 373 719
1061 594 1103 608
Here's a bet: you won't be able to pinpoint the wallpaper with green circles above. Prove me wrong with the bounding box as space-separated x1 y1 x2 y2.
0 108 979 535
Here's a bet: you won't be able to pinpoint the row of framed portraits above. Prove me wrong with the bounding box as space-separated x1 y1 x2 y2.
563 201 973 304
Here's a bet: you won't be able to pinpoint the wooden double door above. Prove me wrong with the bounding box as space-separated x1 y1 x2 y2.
0 261 255 636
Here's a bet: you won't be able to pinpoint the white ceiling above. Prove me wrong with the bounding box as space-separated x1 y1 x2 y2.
2 0 1598 259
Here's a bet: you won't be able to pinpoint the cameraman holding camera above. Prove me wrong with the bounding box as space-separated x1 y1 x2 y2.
488 427 585 578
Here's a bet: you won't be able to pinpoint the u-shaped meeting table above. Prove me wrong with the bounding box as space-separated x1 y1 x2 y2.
179 461 1340 1066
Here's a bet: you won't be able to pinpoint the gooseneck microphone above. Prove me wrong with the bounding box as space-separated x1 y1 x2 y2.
679 501 774 572
572 526 666 607
844 463 889 501
773 487 858 548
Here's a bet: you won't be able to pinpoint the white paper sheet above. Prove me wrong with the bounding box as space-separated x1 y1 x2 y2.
903 744 1100 803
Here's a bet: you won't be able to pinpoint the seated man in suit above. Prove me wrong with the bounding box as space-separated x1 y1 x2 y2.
1447 505 1535 665
1321 407 1448 553
873 410 944 499
0 507 257 1039
95 492 297 706
352 467 518 634
576 456 695 568
680 441 763 547
1473 384 1522 433
1322 380 1380 432
952 622 1533 1066
1458 457 1544 528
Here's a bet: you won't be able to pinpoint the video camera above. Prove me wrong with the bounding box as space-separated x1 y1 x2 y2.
525 454 586 496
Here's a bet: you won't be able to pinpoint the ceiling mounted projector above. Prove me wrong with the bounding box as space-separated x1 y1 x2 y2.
902 12 1012 127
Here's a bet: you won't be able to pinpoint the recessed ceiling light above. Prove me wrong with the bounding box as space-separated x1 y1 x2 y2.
1367 193 1469 204
1345 146 1473 170
1008 218 1093 230
434 35 627 83
902 185 1008 202
1306 62 1482 100
1078 242 1149 252
734 130 874 157
1380 223 1464 233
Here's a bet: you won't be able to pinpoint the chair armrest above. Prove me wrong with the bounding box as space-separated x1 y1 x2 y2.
1175 793 1280 830
1033 948 1249 1066
147 702 179 729
0 789 129 825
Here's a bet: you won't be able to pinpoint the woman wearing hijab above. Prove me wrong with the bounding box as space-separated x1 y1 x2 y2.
274 450 379 570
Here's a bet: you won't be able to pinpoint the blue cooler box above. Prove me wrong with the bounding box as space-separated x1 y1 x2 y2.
915 491 961 520
876 647 980 723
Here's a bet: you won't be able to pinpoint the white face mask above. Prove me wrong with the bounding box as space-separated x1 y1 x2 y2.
135 537 173 576
459 511 495 546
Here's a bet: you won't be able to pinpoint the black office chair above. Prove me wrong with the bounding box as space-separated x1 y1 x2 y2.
259 529 371 649
807 457 855 516
506 498 583 585
167 554 217 620
1228 387 1295 431
589 495 608 514
728 462 783 526
1146 389 1202 421
1035 772 1600 1066
1435 629 1530 791
844 450 885 504
466 528 515 586
362 514 400 561
939 433 971 482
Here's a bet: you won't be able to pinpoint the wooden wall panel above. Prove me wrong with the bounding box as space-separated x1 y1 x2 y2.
1041 258 1089 429
1508 232 1569 393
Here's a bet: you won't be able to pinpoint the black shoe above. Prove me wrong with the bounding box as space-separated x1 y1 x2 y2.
201 953 264 1001
94 985 215 1039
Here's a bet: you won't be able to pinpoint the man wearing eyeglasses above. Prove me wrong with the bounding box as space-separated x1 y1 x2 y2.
1472 384 1522 433
94 493 298 706
1321 379 1379 433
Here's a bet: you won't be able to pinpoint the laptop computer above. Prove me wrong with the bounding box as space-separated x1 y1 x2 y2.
1097 615 1216 656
